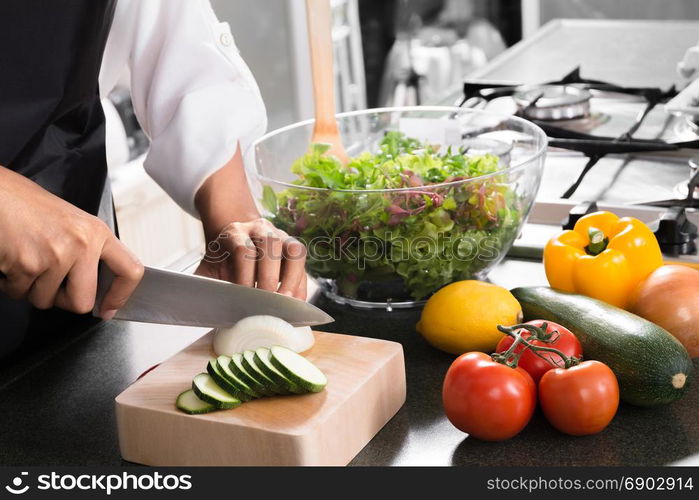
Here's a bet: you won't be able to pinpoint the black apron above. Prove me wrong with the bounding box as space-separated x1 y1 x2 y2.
0 0 116 358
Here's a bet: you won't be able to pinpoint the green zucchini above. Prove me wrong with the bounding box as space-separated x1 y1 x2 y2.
206 359 252 402
270 346 327 393
229 353 274 396
253 348 306 394
511 286 693 407
215 355 261 399
192 373 241 409
241 350 290 395
176 389 218 415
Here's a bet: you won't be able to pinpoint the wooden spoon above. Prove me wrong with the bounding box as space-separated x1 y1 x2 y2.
305 0 349 164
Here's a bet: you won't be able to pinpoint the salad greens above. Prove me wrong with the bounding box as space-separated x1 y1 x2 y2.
265 132 522 301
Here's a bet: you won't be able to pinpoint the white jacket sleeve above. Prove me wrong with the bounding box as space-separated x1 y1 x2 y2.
100 0 268 216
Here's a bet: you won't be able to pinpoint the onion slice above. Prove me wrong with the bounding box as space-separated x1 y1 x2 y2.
213 315 315 356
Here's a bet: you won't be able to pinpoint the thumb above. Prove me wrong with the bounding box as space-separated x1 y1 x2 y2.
98 236 144 319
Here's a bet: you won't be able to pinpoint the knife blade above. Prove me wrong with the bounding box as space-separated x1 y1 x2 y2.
93 265 334 328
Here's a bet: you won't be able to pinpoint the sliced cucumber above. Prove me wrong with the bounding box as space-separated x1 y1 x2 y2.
229 353 274 396
206 359 252 402
241 349 290 395
253 347 305 394
192 373 241 409
215 355 261 399
270 346 327 393
176 389 218 415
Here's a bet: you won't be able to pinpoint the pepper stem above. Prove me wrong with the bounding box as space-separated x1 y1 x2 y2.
585 226 608 255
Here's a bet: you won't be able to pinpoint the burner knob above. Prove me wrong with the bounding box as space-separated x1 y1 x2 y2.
649 207 698 256
561 201 599 230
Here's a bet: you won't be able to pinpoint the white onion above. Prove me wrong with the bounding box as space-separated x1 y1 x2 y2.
290 326 315 353
213 315 315 356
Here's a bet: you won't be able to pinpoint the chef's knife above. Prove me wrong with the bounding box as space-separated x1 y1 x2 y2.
93 265 333 328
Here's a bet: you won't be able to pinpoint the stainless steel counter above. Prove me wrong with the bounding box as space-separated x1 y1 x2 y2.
466 18 699 88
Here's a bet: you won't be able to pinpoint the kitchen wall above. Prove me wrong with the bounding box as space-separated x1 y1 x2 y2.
533 0 699 28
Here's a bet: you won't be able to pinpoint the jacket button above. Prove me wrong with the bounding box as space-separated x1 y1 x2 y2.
219 33 233 47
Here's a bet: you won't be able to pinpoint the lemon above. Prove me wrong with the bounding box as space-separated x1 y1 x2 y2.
416 280 522 355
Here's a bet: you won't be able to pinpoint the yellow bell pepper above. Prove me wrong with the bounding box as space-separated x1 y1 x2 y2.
543 211 663 309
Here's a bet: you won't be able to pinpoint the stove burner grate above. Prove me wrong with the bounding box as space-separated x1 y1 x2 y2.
459 66 683 199
513 85 591 121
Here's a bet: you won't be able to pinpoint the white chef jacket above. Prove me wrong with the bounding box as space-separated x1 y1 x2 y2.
99 0 268 217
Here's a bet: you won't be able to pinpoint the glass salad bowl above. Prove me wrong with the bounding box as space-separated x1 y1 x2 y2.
245 107 547 309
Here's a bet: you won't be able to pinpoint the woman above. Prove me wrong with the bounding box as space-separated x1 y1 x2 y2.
0 0 306 357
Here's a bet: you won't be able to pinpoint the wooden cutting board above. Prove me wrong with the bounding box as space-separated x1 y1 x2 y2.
116 331 406 466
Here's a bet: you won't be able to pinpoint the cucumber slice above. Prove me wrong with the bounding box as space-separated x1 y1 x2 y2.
176 389 218 415
270 346 327 393
192 373 241 409
215 356 261 399
242 350 290 395
253 348 306 394
229 353 274 396
206 359 252 402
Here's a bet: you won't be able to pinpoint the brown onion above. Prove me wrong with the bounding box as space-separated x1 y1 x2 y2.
629 265 699 358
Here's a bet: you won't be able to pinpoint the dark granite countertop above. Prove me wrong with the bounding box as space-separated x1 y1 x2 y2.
0 258 696 466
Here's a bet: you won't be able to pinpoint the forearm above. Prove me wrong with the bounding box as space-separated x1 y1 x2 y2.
194 144 261 242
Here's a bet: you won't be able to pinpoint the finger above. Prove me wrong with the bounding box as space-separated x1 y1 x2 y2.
277 238 307 298
0 274 36 300
297 272 308 301
222 232 257 287
27 266 70 310
250 230 284 292
194 260 219 280
0 265 42 300
97 236 144 319
54 252 100 315
201 232 233 281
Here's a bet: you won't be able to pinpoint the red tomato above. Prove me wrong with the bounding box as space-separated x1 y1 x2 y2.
539 360 619 436
495 320 582 383
442 352 536 441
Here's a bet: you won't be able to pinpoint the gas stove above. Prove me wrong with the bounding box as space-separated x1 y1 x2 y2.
451 64 699 266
